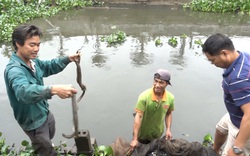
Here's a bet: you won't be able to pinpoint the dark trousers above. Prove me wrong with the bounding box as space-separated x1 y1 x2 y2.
138 138 151 144
24 112 57 156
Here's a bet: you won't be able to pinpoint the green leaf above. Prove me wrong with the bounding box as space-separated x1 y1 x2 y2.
95 145 114 155
21 140 29 146
202 133 214 147
168 37 178 47
1 144 10 154
155 38 162 46
102 30 127 46
181 34 187 38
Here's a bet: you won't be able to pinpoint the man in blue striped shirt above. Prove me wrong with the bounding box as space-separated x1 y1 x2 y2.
203 33 250 156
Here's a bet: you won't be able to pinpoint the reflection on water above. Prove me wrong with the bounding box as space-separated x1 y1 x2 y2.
1 44 12 58
130 51 153 67
92 36 108 67
130 34 153 67
45 19 66 57
91 52 109 67
1 34 196 69
169 36 187 69
1 5 250 146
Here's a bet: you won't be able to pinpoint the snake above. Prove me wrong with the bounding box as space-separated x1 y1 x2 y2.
62 49 86 139
75 50 86 102
62 94 79 138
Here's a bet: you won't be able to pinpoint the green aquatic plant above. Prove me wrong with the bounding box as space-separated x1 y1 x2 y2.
181 34 187 38
184 0 250 14
0 0 102 43
0 131 113 156
55 0 102 10
94 145 114 156
155 38 163 47
101 30 127 46
202 133 214 147
194 39 203 48
19 140 36 156
168 37 178 47
0 132 10 155
0 131 214 155
0 132 36 156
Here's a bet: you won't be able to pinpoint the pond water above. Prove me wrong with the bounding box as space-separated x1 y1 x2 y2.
1 5 250 147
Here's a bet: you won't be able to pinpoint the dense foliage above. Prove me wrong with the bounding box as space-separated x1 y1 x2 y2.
0 132 113 156
0 0 103 43
184 0 250 14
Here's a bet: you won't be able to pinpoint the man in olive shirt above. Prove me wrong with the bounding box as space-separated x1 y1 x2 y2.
130 69 174 150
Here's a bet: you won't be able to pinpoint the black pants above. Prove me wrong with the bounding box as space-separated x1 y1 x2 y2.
138 138 151 144
24 112 57 156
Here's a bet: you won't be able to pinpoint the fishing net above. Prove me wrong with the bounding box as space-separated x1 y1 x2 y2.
110 137 217 156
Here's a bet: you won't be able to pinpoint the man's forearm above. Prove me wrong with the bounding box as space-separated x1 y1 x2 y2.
234 115 250 148
234 104 250 150
133 113 143 140
165 112 172 130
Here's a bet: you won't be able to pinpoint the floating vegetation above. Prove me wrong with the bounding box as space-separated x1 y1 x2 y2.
155 38 163 47
0 0 102 43
181 34 188 38
194 39 203 48
0 131 114 156
183 0 250 14
94 145 114 156
0 132 35 155
202 133 214 147
168 37 178 47
101 30 127 46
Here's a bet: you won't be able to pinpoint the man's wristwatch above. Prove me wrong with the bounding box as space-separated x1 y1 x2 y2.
232 146 244 155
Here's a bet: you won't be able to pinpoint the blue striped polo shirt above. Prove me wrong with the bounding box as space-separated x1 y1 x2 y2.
222 51 250 128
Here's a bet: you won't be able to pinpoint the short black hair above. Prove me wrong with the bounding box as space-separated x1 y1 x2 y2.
202 33 235 56
12 24 42 50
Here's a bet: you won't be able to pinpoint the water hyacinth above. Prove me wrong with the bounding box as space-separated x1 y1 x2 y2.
0 0 102 43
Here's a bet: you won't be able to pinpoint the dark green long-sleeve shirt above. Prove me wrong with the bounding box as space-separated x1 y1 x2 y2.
4 52 71 131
